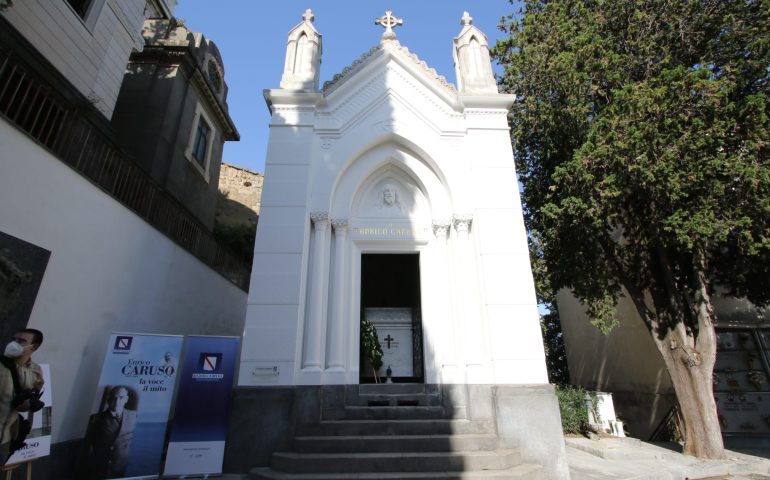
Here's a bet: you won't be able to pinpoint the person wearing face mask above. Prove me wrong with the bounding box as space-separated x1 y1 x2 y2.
0 328 44 463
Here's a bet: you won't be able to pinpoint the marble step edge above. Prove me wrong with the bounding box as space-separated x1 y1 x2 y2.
292 433 500 452
293 433 499 441
296 418 495 435
250 463 544 480
269 449 520 474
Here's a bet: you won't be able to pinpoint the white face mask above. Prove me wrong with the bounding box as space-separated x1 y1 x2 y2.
4 341 24 358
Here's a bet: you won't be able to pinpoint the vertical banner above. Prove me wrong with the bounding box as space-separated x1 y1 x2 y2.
163 336 239 477
80 333 183 479
6 364 53 465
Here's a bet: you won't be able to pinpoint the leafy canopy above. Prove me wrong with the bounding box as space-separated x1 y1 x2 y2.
493 0 770 331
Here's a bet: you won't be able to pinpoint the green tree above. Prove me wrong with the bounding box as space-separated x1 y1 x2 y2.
213 222 257 269
541 307 571 385
532 233 571 385
493 0 769 458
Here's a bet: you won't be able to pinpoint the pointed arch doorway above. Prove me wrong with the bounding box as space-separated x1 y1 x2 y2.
360 252 424 383
332 143 452 386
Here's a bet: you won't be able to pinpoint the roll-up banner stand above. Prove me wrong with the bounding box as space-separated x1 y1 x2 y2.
78 333 183 479
6 364 53 465
163 335 239 477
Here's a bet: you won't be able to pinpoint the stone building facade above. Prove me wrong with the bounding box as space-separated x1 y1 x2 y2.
216 162 264 227
111 18 239 229
0 2 246 477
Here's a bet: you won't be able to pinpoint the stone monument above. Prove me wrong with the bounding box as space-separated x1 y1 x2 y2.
228 10 569 480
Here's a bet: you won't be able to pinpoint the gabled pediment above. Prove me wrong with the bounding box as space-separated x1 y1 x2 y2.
316 40 464 135
323 39 456 100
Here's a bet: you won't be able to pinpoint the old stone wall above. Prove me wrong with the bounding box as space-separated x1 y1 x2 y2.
216 162 263 226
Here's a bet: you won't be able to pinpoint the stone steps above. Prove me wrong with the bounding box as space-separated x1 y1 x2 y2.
323 405 459 421
357 384 440 395
295 418 495 436
249 386 542 480
355 393 443 407
293 433 500 453
250 463 544 479
347 384 443 408
269 449 520 474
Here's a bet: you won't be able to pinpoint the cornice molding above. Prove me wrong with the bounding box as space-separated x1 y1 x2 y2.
458 94 516 110
264 89 323 114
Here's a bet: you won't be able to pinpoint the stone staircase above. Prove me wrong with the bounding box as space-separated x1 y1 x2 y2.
250 384 545 479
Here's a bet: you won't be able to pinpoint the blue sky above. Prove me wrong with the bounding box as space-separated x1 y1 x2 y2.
174 1 521 173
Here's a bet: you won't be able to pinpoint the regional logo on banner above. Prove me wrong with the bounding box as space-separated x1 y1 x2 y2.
163 336 239 477
193 353 224 379
77 334 183 479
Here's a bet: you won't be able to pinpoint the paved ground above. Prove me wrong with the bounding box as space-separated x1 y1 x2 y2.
566 436 770 480
204 437 770 479
701 476 770 480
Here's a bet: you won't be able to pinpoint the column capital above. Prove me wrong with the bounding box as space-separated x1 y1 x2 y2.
452 214 473 233
432 220 451 239
310 211 329 230
331 218 348 234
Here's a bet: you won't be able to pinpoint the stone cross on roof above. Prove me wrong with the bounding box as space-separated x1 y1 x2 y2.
375 10 403 40
302 9 314 22
460 11 473 26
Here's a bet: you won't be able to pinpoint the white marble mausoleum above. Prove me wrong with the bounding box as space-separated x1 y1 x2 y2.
238 10 549 388
229 11 568 480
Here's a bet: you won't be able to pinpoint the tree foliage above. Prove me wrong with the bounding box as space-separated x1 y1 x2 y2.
555 385 593 435
541 307 571 385
213 222 257 269
531 231 571 384
493 0 769 457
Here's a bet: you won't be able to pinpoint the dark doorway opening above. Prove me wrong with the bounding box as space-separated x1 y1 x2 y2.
360 253 424 383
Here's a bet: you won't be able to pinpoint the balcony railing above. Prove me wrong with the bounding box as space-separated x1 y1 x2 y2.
0 25 250 291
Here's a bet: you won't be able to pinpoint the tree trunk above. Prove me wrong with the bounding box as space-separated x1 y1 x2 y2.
651 324 724 458
631 246 725 458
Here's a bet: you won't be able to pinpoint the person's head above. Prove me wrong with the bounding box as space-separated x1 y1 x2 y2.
164 352 172 362
107 386 129 414
5 328 43 363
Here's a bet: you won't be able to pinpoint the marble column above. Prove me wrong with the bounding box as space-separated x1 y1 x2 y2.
327 218 348 371
304 211 330 370
433 220 458 382
453 214 483 378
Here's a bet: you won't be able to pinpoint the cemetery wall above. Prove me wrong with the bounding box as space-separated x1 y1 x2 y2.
557 289 676 439
0 118 248 444
558 288 770 439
